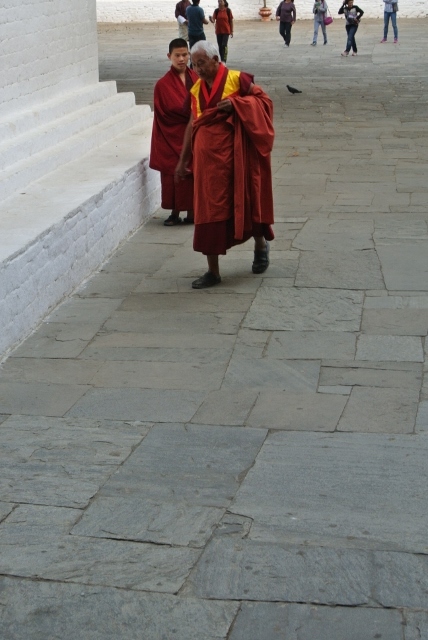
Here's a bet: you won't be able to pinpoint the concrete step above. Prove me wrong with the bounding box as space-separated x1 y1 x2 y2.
0 92 139 171
0 82 118 145
0 114 160 357
1 103 150 202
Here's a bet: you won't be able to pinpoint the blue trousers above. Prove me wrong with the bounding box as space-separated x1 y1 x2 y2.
313 18 327 43
384 11 398 39
345 24 358 53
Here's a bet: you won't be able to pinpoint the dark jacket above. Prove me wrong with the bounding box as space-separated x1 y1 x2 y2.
338 3 364 24
276 1 296 22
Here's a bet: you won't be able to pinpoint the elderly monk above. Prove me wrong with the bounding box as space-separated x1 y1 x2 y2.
175 41 274 288
150 39 198 226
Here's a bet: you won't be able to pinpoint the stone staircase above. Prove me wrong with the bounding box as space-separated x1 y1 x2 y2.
0 83 160 357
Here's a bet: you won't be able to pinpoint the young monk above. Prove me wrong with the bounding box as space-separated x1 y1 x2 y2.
150 39 198 226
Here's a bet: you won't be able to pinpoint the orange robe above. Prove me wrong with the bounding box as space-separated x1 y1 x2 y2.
190 65 275 254
150 66 198 210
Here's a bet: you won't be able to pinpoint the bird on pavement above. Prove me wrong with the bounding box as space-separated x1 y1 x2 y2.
286 85 302 94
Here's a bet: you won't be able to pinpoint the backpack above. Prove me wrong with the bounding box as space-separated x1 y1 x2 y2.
214 7 232 24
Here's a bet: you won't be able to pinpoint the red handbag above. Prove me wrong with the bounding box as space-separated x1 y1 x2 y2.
324 8 333 24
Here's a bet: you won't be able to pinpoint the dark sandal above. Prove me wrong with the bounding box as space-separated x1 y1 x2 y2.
182 217 194 224
192 272 222 289
252 241 270 274
164 214 182 226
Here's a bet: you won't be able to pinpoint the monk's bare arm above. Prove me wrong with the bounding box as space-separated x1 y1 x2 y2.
175 115 193 181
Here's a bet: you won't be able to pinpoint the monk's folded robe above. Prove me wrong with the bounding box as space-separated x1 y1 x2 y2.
150 66 198 210
190 65 275 255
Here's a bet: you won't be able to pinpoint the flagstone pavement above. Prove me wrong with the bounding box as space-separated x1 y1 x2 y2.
1 18 428 639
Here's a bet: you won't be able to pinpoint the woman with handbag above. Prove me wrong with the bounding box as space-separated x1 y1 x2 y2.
338 0 364 57
381 0 398 43
311 0 328 46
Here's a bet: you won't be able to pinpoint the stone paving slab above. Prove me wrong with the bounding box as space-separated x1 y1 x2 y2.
90 360 227 391
292 219 374 252
10 322 104 359
45 298 123 324
266 331 357 360
0 382 91 417
222 358 320 391
119 292 254 313
247 391 347 431
0 577 238 640
185 537 373 605
66 388 203 422
337 387 419 433
104 310 244 334
100 243 177 274
243 287 363 332
295 251 384 289
356 334 424 362
361 308 428 335
71 424 267 547
0 416 150 507
376 244 428 290
75 272 144 298
0 502 14 522
229 602 403 640
190 390 258 426
404 612 428 640
229 431 428 552
319 362 423 390
79 344 233 364
0 357 102 385
0 504 198 593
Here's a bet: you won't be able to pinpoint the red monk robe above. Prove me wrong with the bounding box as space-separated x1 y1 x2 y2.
190 64 275 255
150 66 198 211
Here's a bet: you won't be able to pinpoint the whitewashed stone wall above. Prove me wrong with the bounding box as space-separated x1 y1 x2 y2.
2 0 99 120
97 0 427 21
0 0 159 357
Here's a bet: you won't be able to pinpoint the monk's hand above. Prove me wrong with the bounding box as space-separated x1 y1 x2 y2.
175 160 188 182
217 99 233 113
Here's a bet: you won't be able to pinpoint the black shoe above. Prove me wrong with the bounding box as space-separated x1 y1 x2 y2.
164 214 182 226
252 241 270 274
192 272 222 289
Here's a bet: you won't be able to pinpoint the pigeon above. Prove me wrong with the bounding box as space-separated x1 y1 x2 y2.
286 85 302 94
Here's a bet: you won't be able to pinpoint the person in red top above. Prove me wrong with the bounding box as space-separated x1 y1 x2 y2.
149 39 198 226
175 41 275 289
209 0 234 63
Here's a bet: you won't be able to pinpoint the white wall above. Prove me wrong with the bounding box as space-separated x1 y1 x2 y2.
0 0 159 357
1 0 99 119
96 0 428 22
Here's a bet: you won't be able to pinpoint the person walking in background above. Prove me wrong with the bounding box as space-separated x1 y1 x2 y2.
311 0 328 45
276 0 296 48
381 0 398 43
338 0 364 57
175 0 191 40
150 39 198 226
186 0 209 51
209 0 234 63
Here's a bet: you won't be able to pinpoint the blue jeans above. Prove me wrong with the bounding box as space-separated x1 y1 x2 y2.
345 24 358 53
384 11 398 39
313 18 327 43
